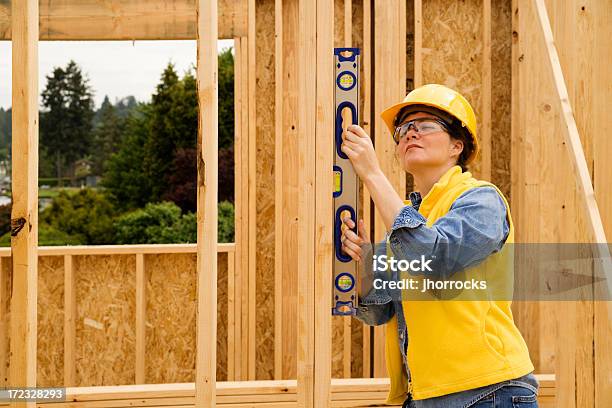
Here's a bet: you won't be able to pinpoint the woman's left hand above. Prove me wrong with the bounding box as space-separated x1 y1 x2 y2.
341 124 381 180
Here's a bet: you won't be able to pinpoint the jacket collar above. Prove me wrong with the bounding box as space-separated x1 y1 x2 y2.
414 165 472 216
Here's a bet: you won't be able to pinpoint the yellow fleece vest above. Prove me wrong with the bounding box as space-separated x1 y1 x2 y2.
385 166 534 403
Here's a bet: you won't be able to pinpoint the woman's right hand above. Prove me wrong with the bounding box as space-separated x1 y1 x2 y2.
341 216 369 262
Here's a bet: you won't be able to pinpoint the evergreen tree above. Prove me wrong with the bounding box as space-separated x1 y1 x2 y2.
218 47 234 149
115 96 138 119
40 60 95 185
0 107 11 150
91 96 125 175
144 64 198 202
102 104 152 211
103 51 235 210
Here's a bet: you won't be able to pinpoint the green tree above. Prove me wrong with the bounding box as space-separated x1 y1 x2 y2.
0 107 11 151
102 104 153 211
218 47 234 149
40 61 95 185
91 96 125 175
143 64 198 202
114 96 138 119
102 51 235 212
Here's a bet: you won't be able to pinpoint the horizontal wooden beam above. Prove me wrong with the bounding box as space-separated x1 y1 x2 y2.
0 376 556 407
0 0 246 40
0 243 235 257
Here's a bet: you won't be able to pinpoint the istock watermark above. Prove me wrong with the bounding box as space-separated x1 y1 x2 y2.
372 254 433 273
356 243 612 301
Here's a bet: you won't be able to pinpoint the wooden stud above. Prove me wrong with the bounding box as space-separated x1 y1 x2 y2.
510 0 540 377
135 253 146 384
297 0 317 404
9 0 38 403
592 0 612 403
233 35 244 382
0 0 246 40
239 36 252 382
481 0 492 180
372 0 406 378
344 0 352 47
63 255 76 386
273 0 284 381
247 0 257 382
314 0 334 403
195 0 219 406
361 0 372 378
275 0 300 381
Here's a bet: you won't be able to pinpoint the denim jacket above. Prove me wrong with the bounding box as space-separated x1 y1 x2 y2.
355 186 539 407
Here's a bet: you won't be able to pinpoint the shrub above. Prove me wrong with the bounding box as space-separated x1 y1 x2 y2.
40 188 117 244
114 201 234 244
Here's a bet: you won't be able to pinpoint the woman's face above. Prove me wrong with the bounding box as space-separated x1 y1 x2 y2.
394 112 463 173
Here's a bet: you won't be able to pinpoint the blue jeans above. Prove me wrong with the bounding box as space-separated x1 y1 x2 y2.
403 377 539 408
470 383 538 407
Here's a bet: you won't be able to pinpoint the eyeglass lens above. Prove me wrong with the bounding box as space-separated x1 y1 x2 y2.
394 119 444 143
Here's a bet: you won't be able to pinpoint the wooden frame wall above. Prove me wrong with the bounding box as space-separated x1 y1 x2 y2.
6 0 610 406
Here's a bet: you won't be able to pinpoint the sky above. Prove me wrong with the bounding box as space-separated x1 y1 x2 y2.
0 39 234 110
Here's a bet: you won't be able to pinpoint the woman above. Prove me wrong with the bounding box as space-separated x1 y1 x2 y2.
340 84 538 407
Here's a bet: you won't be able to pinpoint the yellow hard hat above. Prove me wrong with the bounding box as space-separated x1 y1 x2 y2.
380 84 479 164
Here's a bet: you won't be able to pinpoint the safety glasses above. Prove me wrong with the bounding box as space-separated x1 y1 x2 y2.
393 118 449 144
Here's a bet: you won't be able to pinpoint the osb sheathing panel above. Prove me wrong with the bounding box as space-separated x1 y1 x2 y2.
74 255 136 386
332 317 344 378
37 256 65 387
334 0 345 47
0 259 11 388
255 0 276 380
351 314 363 378
422 0 484 176
491 0 512 200
19 252 230 386
146 253 196 383
145 253 228 383
217 252 228 381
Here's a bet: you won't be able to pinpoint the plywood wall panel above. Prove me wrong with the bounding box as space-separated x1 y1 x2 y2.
421 0 484 177
491 0 512 200
74 255 136 386
37 256 64 387
255 0 276 381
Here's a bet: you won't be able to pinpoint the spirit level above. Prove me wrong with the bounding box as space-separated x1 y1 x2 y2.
332 47 360 316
